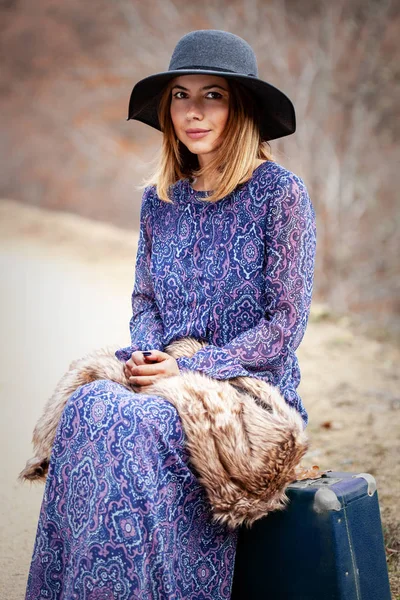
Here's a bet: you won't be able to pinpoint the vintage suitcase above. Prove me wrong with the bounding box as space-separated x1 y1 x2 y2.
231 471 391 600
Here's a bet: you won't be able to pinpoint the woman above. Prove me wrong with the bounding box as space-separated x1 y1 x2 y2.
25 30 316 599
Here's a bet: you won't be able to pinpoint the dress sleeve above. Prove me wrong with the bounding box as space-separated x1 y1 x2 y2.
176 172 317 380
115 187 164 362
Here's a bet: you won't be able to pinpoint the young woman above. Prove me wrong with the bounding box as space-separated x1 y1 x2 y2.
25 30 316 599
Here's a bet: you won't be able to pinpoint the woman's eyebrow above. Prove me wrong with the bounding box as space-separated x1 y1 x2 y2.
202 84 228 91
171 84 228 92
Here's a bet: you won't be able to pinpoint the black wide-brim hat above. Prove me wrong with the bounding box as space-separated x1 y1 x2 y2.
127 30 296 142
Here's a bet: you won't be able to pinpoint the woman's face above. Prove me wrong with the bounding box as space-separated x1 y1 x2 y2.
170 74 230 164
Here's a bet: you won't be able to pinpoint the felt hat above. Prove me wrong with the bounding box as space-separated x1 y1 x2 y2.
127 30 296 141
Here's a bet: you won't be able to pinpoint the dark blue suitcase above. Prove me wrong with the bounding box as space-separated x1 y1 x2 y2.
231 471 391 599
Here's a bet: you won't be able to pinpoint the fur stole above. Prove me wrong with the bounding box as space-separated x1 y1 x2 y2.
20 338 308 528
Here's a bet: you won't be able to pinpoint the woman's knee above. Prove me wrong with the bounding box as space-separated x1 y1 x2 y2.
65 380 180 437
67 379 128 406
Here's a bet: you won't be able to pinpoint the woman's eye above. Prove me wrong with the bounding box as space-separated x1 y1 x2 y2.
206 91 223 99
172 91 187 99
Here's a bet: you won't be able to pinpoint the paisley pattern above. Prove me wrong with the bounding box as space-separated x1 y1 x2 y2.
116 161 316 424
26 161 315 599
26 380 237 599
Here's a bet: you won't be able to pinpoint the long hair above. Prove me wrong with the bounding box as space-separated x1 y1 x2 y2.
145 78 274 203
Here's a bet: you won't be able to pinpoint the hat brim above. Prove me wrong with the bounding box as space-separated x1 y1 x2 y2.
127 69 296 142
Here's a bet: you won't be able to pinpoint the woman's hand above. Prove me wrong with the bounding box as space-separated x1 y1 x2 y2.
124 350 180 391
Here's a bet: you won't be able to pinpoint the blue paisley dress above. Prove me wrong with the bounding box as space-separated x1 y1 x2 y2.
26 161 316 599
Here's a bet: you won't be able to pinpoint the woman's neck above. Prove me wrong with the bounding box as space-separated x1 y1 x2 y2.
192 158 266 192
192 155 217 191
191 174 216 192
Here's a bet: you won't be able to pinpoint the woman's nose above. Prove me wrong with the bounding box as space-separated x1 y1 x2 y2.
186 99 204 120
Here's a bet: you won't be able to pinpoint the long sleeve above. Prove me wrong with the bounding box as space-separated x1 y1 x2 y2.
176 172 316 382
115 187 164 362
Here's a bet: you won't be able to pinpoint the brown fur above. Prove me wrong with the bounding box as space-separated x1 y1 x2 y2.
20 338 308 528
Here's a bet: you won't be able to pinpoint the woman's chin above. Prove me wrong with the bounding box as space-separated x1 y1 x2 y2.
181 136 217 155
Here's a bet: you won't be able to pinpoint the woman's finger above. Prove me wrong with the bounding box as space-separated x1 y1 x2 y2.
128 375 159 387
128 363 167 377
139 349 170 362
126 353 179 382
129 351 147 366
126 350 165 373
125 351 149 376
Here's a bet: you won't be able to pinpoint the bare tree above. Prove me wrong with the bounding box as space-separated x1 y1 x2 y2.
1 0 399 330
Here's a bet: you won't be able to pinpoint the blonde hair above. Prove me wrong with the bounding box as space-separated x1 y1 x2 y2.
144 78 274 203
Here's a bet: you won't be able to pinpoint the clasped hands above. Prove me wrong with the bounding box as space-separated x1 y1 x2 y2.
124 350 180 391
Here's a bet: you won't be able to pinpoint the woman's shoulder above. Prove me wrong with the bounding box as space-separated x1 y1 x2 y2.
250 160 307 190
247 161 313 219
137 185 161 222
141 184 164 210
142 181 188 206
142 184 157 200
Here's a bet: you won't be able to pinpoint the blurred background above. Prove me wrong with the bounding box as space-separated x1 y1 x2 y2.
1 0 399 333
0 0 399 598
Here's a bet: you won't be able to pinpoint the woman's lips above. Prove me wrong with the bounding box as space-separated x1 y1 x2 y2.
185 129 211 139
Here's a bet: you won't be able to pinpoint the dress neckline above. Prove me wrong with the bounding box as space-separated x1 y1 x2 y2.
186 181 212 202
186 161 270 203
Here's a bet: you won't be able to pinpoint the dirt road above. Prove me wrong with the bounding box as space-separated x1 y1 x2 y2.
1 199 398 599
